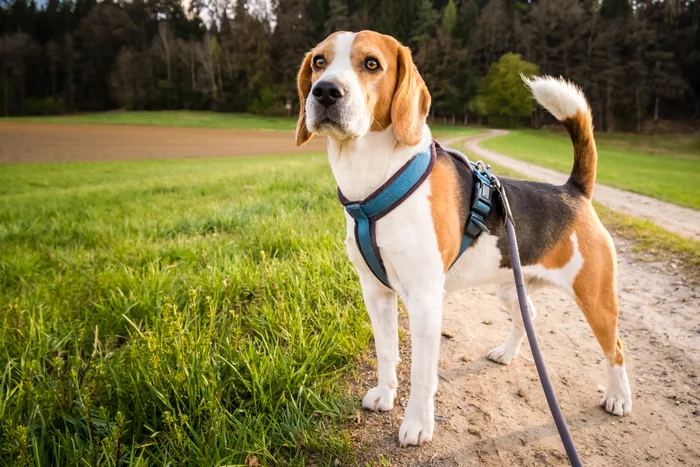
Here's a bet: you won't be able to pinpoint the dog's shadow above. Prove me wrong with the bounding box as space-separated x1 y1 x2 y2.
453 406 606 460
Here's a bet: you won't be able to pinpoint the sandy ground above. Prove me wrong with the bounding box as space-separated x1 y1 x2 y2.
0 122 325 163
462 130 700 241
351 234 700 466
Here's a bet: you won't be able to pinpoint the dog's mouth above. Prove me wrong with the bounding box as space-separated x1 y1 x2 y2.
316 117 342 130
311 110 352 136
308 101 364 139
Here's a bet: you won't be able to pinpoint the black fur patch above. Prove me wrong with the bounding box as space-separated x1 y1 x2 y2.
437 146 583 268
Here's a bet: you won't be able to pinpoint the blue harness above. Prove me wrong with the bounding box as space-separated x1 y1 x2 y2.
338 141 498 289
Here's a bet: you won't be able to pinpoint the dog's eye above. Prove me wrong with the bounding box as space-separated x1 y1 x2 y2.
313 55 326 70
364 58 380 71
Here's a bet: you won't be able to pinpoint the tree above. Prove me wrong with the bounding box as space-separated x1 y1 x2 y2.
0 0 697 128
470 52 539 127
325 0 350 34
443 0 457 35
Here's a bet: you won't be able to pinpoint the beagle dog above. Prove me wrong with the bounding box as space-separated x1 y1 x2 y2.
295 30 632 447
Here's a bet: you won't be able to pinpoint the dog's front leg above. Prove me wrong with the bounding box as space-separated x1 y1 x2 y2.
399 291 443 447
359 277 400 412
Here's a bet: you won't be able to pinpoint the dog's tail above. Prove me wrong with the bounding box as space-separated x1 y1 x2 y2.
522 75 597 199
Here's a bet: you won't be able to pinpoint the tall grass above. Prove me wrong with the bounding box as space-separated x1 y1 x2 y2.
0 154 371 465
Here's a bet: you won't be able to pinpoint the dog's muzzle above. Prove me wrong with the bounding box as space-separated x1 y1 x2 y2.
306 80 359 137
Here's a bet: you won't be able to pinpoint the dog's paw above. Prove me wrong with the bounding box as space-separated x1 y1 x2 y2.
487 342 520 365
600 365 632 416
362 386 396 412
398 403 434 447
600 391 632 416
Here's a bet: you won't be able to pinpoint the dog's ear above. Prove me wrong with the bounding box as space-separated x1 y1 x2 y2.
296 52 314 147
391 46 431 147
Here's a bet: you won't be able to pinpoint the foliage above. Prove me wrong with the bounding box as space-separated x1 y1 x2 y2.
1 0 699 129
471 53 539 127
0 152 372 465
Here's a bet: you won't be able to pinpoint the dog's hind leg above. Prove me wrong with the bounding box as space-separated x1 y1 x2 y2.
488 282 539 365
359 277 400 412
573 218 632 415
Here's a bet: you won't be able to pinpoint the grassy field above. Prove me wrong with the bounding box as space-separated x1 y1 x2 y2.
5 110 482 139
430 124 483 139
5 111 299 131
5 110 483 138
0 154 374 465
481 129 700 210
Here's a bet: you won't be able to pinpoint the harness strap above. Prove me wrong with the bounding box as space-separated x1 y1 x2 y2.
338 143 436 288
443 147 497 268
338 142 497 289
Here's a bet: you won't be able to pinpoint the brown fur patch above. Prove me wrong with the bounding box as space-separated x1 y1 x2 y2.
429 158 463 271
538 233 574 269
390 46 431 146
350 31 401 132
562 110 597 199
571 205 625 366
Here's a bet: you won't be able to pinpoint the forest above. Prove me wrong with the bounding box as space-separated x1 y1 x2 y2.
1 0 698 132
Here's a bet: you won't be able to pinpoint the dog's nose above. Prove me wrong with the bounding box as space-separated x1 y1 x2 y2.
312 81 344 108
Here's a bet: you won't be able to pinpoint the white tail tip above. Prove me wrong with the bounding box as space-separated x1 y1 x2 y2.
522 75 589 121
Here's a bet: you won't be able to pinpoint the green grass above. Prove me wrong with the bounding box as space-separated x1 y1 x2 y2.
6 111 486 139
6 110 485 140
5 111 298 131
481 129 700 209
430 124 483 139
593 203 700 275
0 154 373 465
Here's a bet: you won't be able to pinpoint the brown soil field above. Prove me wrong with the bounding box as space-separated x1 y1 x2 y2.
0 122 325 164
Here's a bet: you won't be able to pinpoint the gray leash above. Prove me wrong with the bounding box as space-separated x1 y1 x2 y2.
496 178 583 467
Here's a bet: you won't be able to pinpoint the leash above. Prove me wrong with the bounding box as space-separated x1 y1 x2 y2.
495 176 584 467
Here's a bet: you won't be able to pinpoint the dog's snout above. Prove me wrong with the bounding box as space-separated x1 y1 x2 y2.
312 81 344 108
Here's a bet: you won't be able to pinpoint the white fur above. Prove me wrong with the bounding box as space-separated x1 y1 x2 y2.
521 233 584 296
522 75 589 121
338 125 443 447
359 276 399 412
488 294 538 364
601 365 632 416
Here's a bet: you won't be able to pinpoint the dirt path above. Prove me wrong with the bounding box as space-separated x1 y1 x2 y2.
0 122 325 164
460 130 700 241
352 233 700 466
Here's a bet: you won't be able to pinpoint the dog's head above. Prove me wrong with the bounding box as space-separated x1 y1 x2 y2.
295 30 431 147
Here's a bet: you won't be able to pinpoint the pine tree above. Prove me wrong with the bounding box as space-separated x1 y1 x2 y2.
325 0 350 35
443 0 458 35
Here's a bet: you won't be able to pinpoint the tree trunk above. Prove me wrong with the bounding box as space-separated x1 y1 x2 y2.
159 23 172 82
635 87 642 134
605 80 614 132
3 77 8 117
654 95 659 121
190 45 195 92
